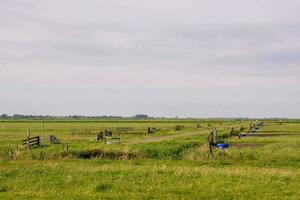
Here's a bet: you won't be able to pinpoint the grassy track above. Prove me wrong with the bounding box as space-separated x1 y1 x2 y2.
125 130 205 144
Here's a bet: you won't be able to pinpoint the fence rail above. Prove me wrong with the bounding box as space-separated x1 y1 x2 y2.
22 136 40 148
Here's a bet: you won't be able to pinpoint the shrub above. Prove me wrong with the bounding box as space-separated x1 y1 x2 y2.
0 186 7 192
95 183 111 192
222 133 230 139
175 125 184 130
72 149 138 160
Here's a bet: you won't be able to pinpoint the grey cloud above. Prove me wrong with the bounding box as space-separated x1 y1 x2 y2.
1 0 300 117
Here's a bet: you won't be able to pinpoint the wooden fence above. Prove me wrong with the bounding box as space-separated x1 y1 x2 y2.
22 136 40 149
104 135 120 144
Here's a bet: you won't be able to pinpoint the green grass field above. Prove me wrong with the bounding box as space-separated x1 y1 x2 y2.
0 119 300 199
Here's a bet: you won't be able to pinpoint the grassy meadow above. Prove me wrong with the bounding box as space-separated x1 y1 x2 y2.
0 119 300 199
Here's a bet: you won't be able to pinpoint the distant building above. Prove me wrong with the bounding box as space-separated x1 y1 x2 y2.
134 114 148 119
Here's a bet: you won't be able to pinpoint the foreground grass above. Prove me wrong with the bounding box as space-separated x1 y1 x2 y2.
1 159 299 200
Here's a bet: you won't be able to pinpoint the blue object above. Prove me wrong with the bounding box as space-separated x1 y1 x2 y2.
251 128 257 133
216 143 230 149
240 133 247 137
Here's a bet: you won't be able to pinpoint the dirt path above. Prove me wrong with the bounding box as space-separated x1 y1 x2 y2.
125 131 206 145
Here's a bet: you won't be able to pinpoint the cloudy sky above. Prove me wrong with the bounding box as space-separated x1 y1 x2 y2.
1 0 300 118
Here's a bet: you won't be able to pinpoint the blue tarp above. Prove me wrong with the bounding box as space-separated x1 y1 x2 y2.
216 143 230 149
240 133 247 137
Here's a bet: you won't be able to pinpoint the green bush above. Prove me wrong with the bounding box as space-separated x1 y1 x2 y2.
96 183 111 192
175 125 185 130
0 186 7 192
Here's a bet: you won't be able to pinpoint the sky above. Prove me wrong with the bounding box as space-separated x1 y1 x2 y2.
1 0 300 118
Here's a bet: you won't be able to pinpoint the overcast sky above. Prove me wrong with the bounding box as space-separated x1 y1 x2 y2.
1 0 300 118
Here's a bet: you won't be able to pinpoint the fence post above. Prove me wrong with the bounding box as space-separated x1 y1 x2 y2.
42 120 45 147
26 129 30 149
37 136 40 146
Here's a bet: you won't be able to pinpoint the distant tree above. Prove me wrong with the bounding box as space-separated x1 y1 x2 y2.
134 114 148 119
